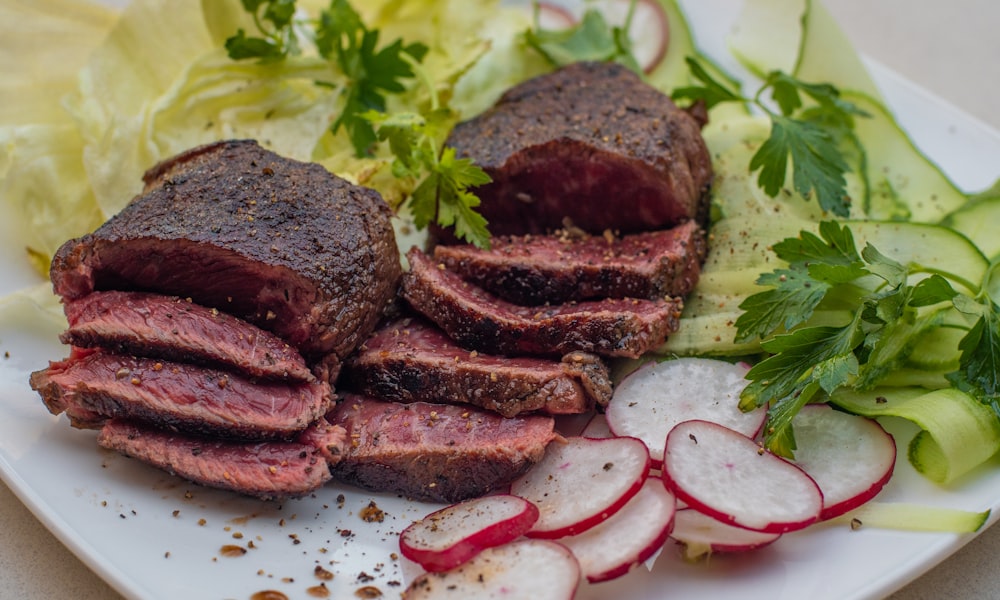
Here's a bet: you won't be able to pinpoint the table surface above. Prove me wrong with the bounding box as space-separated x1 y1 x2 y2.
2 1 999 599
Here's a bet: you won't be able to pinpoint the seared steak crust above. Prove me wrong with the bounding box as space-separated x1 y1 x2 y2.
31 350 332 440
402 248 683 359
442 61 713 237
328 395 556 503
433 221 706 305
61 291 315 382
49 139 401 364
344 317 611 417
98 419 345 500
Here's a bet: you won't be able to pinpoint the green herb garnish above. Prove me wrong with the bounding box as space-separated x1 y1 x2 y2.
735 221 1000 456
674 58 869 217
364 107 492 249
525 3 641 73
224 0 428 156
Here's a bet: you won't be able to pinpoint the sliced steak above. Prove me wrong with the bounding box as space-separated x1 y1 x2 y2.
97 418 345 500
49 139 401 366
433 220 706 305
61 291 315 383
441 61 713 239
344 317 611 417
30 350 332 440
328 395 556 503
401 248 683 359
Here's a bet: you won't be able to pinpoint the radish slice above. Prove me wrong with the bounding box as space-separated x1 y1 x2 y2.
662 420 823 534
606 358 765 468
580 412 613 439
511 436 650 538
670 507 781 559
595 0 670 73
402 539 580 599
790 404 896 520
558 476 676 583
537 1 577 29
399 494 540 572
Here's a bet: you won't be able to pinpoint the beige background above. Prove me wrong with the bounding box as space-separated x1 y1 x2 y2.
2 0 999 598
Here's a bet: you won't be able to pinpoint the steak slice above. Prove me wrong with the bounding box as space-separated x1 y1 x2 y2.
97 418 345 500
61 291 315 383
49 139 401 366
433 220 707 305
30 350 332 440
328 395 556 503
344 317 611 417
401 248 683 359
441 61 713 238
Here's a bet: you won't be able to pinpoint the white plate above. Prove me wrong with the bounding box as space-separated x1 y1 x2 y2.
2 1 1000 599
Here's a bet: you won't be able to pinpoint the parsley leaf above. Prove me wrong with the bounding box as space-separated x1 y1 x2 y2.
316 0 428 156
224 0 300 61
736 221 1000 456
673 59 868 217
525 6 642 73
366 110 492 249
225 0 428 157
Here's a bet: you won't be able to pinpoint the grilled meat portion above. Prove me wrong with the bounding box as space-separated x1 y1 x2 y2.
49 139 401 366
433 220 706 305
61 291 315 382
402 248 683 359
98 418 345 500
31 349 332 440
344 317 611 417
442 61 713 238
328 394 556 503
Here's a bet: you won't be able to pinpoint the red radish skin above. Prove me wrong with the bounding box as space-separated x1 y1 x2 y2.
511 436 650 538
402 539 580 600
534 1 577 29
790 405 896 520
670 507 781 559
607 358 765 469
662 420 823 534
399 495 540 572
597 0 671 73
558 476 676 583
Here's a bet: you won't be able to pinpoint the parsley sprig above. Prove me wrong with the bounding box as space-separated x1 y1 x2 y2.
525 4 641 73
736 221 1000 456
224 0 428 156
673 58 869 217
364 105 492 249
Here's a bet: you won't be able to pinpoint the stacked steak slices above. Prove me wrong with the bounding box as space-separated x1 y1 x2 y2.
336 62 712 502
31 140 401 500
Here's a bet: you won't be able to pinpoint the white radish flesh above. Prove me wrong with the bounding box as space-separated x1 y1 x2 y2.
607 358 765 468
670 507 781 559
535 1 577 29
580 412 613 439
511 436 650 538
399 494 539 572
596 0 670 72
558 476 676 583
402 539 580 600
662 420 823 534
790 404 896 520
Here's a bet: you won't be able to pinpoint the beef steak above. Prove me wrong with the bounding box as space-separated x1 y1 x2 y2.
401 248 683 359
61 291 315 382
433 220 706 305
98 418 345 500
49 139 401 366
441 61 713 238
344 317 611 417
328 395 556 503
31 349 332 440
